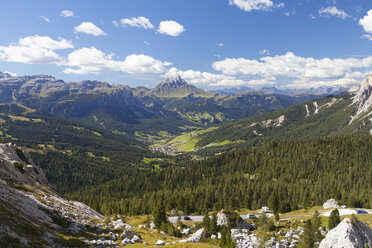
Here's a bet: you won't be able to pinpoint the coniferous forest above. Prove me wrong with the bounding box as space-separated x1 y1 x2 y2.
68 135 372 216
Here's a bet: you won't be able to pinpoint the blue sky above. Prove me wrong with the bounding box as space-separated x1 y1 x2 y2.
1 0 372 89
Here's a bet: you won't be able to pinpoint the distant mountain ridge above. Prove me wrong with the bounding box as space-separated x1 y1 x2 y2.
0 72 321 137
215 85 348 96
165 75 372 155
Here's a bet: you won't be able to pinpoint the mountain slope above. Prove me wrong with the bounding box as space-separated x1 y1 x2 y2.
0 143 103 247
161 75 372 155
0 103 169 193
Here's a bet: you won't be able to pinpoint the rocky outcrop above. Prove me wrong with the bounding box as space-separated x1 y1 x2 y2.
350 74 372 122
178 228 204 243
217 210 255 230
0 143 103 246
319 217 372 248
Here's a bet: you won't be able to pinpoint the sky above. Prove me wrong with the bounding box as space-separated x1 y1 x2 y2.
0 0 372 90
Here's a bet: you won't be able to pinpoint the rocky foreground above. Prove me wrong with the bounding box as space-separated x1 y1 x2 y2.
1 143 372 247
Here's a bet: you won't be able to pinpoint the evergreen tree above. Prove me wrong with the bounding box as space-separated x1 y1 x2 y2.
268 192 280 215
176 214 183 229
300 219 314 248
328 209 340 230
210 212 218 235
203 210 211 238
219 227 235 248
311 210 322 241
153 200 167 229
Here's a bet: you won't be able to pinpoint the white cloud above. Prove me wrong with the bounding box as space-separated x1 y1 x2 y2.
158 21 185 36
112 20 119 27
61 10 74 18
259 49 270 55
212 52 372 88
218 43 224 47
362 34 372 41
74 22 106 36
0 35 73 65
228 0 284 12
359 9 372 34
144 41 150 45
319 6 350 19
119 16 154 29
4 71 17 77
39 16 50 22
163 67 272 86
64 47 171 75
19 35 73 50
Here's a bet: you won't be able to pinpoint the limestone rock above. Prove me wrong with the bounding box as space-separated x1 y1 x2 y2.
179 228 204 243
319 218 372 248
322 198 340 209
155 240 165 246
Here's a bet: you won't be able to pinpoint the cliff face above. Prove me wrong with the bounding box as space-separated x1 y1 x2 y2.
0 143 103 247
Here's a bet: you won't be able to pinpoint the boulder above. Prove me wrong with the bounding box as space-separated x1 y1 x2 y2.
113 219 132 229
131 235 142 243
322 198 341 209
155 240 165 246
121 238 134 246
120 230 141 241
217 210 254 230
179 228 204 243
231 229 259 248
217 210 228 226
319 218 372 248
181 228 192 235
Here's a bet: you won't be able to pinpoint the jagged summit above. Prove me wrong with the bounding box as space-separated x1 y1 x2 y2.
152 77 215 98
350 74 372 122
157 76 188 88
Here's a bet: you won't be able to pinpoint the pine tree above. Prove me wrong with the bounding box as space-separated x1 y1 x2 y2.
210 212 218 235
328 209 340 230
311 210 322 241
203 210 211 238
153 200 167 229
300 219 314 248
268 192 279 215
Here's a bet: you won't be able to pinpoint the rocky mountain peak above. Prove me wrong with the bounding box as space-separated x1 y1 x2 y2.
157 76 188 88
350 74 372 121
319 217 372 248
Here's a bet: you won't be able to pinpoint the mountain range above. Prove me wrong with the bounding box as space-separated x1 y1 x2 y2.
215 85 348 96
157 75 372 156
0 72 320 138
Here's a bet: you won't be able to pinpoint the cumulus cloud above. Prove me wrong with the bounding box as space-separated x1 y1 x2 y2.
158 21 185 36
212 52 372 88
118 16 154 29
74 22 106 36
39 16 50 22
218 43 224 47
0 35 73 65
163 67 271 86
228 0 284 12
64 47 171 75
359 9 372 34
61 10 74 18
319 6 350 19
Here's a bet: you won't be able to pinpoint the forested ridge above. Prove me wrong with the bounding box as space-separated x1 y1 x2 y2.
69 135 372 215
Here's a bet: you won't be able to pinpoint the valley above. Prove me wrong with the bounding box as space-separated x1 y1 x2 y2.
0 72 371 248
